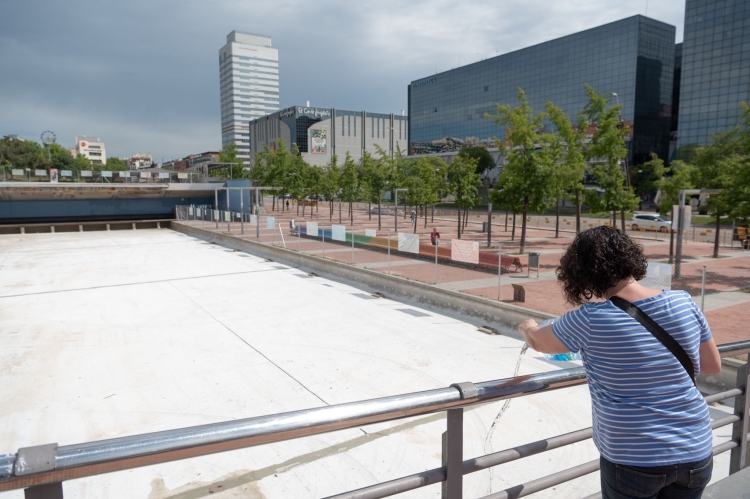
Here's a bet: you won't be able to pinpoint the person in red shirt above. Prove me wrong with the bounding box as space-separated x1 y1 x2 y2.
430 228 440 245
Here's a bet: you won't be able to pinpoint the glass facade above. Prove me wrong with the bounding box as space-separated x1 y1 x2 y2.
677 0 750 150
408 16 675 165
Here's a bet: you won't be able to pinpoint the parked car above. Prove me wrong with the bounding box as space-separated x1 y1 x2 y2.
629 214 672 232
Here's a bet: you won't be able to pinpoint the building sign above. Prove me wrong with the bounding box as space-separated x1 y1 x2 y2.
311 129 327 154
279 107 296 118
412 77 437 89
297 107 331 119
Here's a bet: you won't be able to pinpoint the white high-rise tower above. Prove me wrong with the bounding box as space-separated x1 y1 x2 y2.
219 31 279 166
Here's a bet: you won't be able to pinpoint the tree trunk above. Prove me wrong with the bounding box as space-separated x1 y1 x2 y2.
368 201 371 221
329 200 333 221
612 209 617 228
520 198 528 254
301 200 305 217
424 206 428 228
457 204 462 239
350 201 353 225
511 213 516 241
463 206 469 229
713 213 721 258
272 196 276 211
378 200 382 230
431 205 435 223
339 200 342 224
575 190 581 234
620 210 626 233
555 198 560 238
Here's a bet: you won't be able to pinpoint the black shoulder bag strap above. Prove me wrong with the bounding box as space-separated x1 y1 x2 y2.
610 295 696 386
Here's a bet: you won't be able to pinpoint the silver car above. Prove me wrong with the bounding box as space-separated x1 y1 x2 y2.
630 214 672 233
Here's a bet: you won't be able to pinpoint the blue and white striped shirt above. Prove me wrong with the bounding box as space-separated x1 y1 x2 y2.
551 290 713 466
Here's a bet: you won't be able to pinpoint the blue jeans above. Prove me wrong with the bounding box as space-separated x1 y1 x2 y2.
600 455 713 499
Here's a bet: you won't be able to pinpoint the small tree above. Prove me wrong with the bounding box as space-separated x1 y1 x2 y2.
632 153 668 206
218 141 246 180
657 160 697 215
447 154 481 239
361 151 389 229
546 103 589 234
486 88 553 253
339 153 359 225
319 155 340 221
583 85 639 230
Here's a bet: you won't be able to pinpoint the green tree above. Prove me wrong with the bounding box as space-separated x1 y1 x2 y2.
218 141 246 180
254 139 292 211
546 103 589 234
656 160 697 215
457 146 495 175
583 85 639 230
486 88 553 253
0 136 48 173
303 163 323 218
339 152 359 225
447 154 481 239
318 155 340 221
104 157 129 171
632 153 668 204
691 123 744 257
360 151 388 229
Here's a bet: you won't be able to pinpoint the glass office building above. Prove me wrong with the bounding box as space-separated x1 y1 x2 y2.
676 0 750 151
408 16 676 165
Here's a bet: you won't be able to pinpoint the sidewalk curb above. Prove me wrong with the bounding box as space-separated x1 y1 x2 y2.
172 222 556 331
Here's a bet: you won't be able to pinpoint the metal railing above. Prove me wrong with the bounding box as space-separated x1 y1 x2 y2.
1 341 748 499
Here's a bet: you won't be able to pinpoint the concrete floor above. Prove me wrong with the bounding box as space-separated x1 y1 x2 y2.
0 229 733 498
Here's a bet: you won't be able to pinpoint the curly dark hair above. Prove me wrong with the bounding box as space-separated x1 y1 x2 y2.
556 226 648 305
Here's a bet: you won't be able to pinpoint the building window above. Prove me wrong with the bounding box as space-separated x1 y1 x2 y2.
484 86 489 92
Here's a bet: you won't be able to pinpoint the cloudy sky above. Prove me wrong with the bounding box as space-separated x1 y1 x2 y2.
0 0 686 162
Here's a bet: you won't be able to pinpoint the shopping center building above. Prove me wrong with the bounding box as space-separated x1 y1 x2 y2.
248 105 408 167
408 15 676 166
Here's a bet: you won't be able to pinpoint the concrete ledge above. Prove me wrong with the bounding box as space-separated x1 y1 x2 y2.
171 222 555 332
0 219 171 235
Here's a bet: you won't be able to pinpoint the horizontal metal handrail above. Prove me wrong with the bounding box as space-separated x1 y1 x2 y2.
0 340 747 493
0 367 587 490
325 380 745 499
718 340 750 357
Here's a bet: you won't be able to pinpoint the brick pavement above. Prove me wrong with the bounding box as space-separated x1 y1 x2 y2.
180 207 750 346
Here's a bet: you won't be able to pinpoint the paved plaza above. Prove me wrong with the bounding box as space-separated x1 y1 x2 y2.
0 228 739 498
191 201 750 347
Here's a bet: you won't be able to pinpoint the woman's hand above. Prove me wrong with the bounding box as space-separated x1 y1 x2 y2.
518 319 570 354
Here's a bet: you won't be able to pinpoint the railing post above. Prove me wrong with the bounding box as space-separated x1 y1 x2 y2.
24 483 63 499
730 355 749 474
442 408 463 499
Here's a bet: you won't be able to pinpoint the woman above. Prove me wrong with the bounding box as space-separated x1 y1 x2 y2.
518 226 721 499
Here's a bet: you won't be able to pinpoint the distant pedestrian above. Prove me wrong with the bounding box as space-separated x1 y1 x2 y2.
286 199 290 210
430 228 440 245
410 210 416 226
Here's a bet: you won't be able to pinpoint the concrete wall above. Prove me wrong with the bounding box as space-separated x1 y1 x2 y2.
0 197 214 224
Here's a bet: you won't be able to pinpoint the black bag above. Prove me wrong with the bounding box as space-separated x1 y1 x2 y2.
610 296 696 386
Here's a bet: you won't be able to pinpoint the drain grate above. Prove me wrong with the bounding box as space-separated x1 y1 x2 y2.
352 293 376 300
396 309 431 317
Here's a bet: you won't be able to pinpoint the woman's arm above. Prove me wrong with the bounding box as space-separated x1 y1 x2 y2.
518 319 571 354
699 338 722 374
